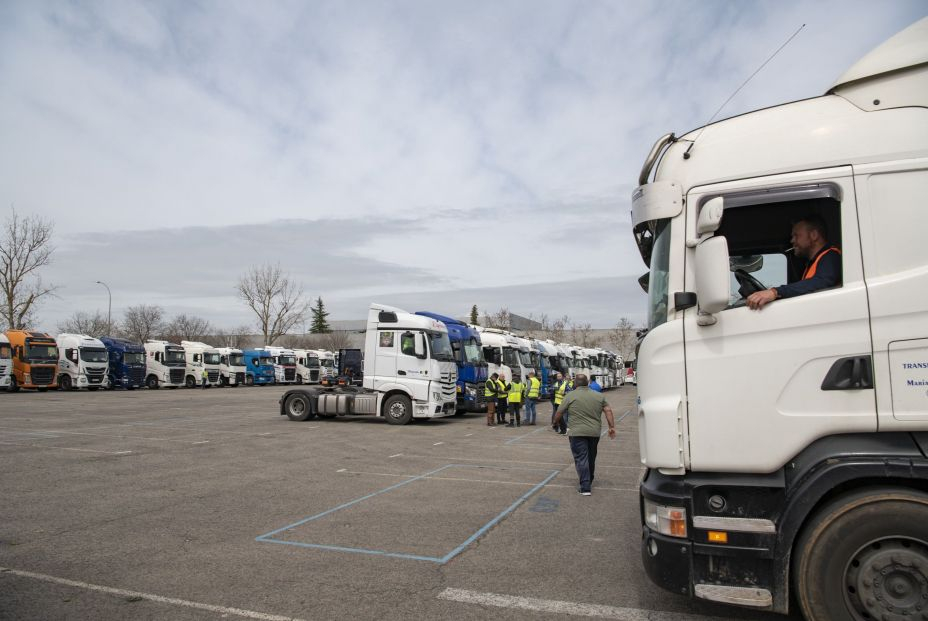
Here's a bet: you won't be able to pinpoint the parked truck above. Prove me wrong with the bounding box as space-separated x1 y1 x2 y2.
180 341 221 388
55 333 109 390
279 304 458 425
632 18 928 620
243 349 276 385
293 349 320 384
6 330 58 391
257 346 296 384
216 347 246 386
144 340 186 389
317 350 336 381
100 336 146 389
0 333 12 389
416 311 488 412
477 328 513 383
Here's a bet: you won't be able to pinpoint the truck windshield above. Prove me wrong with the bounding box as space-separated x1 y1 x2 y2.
259 357 275 366
165 350 185 364
25 343 58 361
462 339 484 365
278 355 295 365
0 344 11 359
204 352 221 365
229 353 244 366
124 352 145 365
648 219 672 329
321 359 334 368
428 332 454 361
503 348 519 367
519 351 533 366
306 357 319 367
80 348 108 363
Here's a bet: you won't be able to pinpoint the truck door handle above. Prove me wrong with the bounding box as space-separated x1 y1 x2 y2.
398 370 406 375
821 355 873 391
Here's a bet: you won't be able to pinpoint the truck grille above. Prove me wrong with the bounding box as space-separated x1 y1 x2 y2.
284 368 295 381
235 372 245 384
208 370 219 382
129 368 145 384
31 366 55 385
85 367 106 384
310 369 319 382
169 369 184 384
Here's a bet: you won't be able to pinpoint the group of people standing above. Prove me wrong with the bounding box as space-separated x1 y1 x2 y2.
484 371 542 426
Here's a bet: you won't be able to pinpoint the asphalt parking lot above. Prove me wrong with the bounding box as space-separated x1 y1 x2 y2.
0 386 799 620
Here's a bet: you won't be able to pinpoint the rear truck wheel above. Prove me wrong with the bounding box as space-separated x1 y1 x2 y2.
245 374 254 386
146 375 159 390
383 394 413 425
284 393 315 421
219 375 227 387
296 375 303 385
793 488 928 621
185 375 196 388
59 375 72 390
9 377 18 392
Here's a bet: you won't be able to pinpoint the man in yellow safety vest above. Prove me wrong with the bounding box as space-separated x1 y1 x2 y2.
506 376 525 427
496 374 510 425
524 371 541 425
484 372 499 426
552 372 571 434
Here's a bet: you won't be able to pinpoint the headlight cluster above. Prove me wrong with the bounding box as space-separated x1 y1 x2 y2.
643 499 687 538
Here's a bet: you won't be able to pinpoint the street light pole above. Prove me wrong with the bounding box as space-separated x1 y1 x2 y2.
96 280 112 335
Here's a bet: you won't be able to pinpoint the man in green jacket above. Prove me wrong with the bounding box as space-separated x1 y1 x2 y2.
553 374 616 496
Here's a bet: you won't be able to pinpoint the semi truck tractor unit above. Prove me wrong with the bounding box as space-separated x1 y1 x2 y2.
243 350 276 385
100 337 146 389
477 327 513 383
293 349 320 384
280 303 458 425
317 350 336 380
216 347 246 386
256 346 297 384
6 330 58 391
144 340 186 389
416 311 488 412
56 333 109 390
181 341 221 388
632 18 928 621
0 333 12 389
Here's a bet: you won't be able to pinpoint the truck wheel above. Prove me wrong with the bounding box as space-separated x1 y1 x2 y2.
59 375 72 390
146 375 159 390
284 393 315 421
9 377 18 392
383 394 413 425
185 375 196 388
296 375 303 385
793 488 928 621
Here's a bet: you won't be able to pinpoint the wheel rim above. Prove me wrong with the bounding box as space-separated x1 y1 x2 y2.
289 399 305 417
388 401 407 419
845 538 928 620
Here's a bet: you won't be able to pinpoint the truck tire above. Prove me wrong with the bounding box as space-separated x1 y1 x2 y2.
9 377 18 392
146 375 159 390
284 393 315 421
185 375 196 388
793 487 928 621
218 375 227 387
383 394 413 425
59 375 72 391
296 375 303 385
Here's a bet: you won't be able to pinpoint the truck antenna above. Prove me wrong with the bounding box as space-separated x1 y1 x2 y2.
683 23 806 160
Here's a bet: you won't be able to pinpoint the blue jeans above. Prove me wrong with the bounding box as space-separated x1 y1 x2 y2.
569 436 600 493
524 398 537 424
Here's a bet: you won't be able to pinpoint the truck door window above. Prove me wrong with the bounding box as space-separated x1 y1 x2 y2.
400 332 416 356
379 331 394 348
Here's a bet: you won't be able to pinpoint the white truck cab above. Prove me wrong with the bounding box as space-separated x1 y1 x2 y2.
144 340 186 389
279 303 458 425
56 333 110 390
215 347 246 386
293 349 321 384
477 327 513 383
181 341 221 388
0 333 11 388
633 18 928 620
257 346 297 384
315 350 336 381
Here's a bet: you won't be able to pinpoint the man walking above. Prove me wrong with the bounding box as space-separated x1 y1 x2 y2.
484 372 499 426
551 372 570 434
553 374 616 496
524 371 541 425
506 375 525 427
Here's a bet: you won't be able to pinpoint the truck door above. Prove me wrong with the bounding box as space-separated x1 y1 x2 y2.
372 330 398 389
682 168 876 473
854 161 928 424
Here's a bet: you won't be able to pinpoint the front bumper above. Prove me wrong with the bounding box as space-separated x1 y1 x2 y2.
0 374 10 387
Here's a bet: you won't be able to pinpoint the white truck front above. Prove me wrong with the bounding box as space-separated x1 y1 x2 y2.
477 328 512 383
0 333 12 388
181 341 222 388
144 340 186 388
293 349 320 384
216 347 246 386
316 350 336 381
633 18 928 620
56 333 110 390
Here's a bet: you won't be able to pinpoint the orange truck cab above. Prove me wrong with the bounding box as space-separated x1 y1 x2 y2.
6 330 59 391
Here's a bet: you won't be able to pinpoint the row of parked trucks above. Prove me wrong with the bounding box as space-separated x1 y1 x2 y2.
0 329 339 392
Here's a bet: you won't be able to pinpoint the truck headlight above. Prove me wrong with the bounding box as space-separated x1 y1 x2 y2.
643 499 687 538
465 387 476 396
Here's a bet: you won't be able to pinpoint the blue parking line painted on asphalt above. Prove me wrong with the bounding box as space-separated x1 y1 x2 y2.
256 463 560 564
503 426 550 445
617 410 632 424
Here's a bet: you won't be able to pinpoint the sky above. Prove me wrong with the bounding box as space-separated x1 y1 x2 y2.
1 0 924 332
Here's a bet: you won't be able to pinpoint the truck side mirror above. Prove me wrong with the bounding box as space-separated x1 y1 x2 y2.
414 333 427 359
70 349 78 362
695 235 731 315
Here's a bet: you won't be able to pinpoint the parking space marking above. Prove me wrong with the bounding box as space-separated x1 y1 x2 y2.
334 468 638 492
504 426 549 445
0 440 131 455
388 453 403 458
257 464 559 563
437 588 729 620
0 567 307 621
0 426 207 444
398 453 642 469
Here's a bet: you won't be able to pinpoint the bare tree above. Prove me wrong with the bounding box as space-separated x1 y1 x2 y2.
122 304 165 343
318 330 354 352
237 264 310 345
57 310 110 337
0 208 57 330
608 317 639 359
162 313 212 344
213 325 254 349
483 307 512 330
569 322 599 348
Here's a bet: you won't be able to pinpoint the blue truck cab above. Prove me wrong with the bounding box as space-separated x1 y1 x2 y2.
243 349 276 385
416 311 488 412
99 336 146 390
